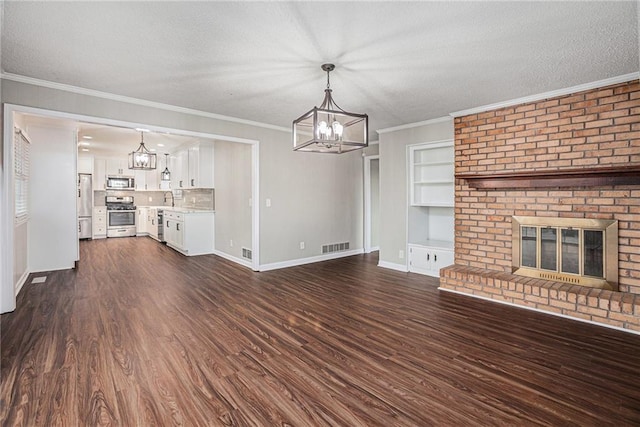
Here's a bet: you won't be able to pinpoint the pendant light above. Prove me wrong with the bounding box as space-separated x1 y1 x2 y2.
161 153 171 181
128 131 157 170
293 63 368 154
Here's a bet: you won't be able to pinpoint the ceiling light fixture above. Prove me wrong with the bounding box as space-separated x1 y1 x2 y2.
82 135 93 140
128 131 157 170
292 63 368 154
161 153 171 181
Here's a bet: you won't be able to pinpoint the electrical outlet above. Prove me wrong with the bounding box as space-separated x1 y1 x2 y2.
230 240 234 247
266 198 271 207
399 249 405 259
299 241 305 250
148 196 152 202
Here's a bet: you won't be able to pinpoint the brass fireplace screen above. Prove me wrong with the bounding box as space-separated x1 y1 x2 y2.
512 216 618 291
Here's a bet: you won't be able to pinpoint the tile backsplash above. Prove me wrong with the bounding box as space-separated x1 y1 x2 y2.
94 189 215 210
178 189 215 210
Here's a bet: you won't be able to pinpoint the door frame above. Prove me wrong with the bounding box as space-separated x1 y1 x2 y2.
1 103 261 313
363 155 380 254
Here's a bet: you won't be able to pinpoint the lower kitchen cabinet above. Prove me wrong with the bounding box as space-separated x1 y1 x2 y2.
408 242 454 277
147 208 159 240
136 207 149 236
164 210 214 256
92 207 107 239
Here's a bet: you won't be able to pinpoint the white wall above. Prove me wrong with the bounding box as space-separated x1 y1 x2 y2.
214 140 252 260
378 119 454 267
259 133 363 266
26 124 77 272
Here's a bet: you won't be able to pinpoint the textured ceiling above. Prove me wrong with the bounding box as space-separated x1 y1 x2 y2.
3 2 639 136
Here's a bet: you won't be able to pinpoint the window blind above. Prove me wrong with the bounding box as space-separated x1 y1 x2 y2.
14 128 30 223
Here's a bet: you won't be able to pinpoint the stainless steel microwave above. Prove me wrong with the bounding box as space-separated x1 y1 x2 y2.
106 175 135 190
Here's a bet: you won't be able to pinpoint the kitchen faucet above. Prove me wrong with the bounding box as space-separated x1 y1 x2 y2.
164 191 175 207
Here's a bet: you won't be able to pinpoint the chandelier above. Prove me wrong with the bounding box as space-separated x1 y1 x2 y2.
293 64 368 154
161 153 171 181
128 131 157 170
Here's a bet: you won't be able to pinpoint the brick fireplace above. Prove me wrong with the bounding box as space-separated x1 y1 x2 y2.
439 79 640 332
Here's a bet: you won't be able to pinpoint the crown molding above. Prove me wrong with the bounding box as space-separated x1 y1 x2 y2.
450 72 640 118
376 116 452 135
1 72 291 133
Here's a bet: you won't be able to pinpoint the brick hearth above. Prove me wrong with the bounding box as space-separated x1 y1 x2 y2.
440 79 640 332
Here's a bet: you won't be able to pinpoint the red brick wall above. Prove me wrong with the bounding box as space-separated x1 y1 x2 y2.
453 80 640 294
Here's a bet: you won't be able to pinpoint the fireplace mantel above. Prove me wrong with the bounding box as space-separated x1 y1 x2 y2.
456 165 640 189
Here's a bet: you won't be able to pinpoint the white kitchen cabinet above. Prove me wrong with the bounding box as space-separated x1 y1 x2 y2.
147 208 159 240
187 142 214 188
409 140 454 207
170 151 188 189
408 243 454 277
164 210 184 249
132 168 161 191
134 170 147 191
93 159 106 190
92 207 107 239
164 210 214 256
136 207 148 235
169 141 214 190
106 158 128 176
78 154 93 174
146 168 160 191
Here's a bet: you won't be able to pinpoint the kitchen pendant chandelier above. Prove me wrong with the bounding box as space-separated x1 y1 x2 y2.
128 131 157 170
293 63 368 154
161 153 171 181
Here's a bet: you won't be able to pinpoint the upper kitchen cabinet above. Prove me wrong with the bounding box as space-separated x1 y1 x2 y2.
134 170 147 191
133 168 161 191
93 159 106 190
170 150 188 189
146 167 160 191
171 141 214 189
77 154 93 174
188 142 214 188
106 158 128 176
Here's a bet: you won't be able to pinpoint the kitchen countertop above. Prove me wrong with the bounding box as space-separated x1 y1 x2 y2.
140 206 215 213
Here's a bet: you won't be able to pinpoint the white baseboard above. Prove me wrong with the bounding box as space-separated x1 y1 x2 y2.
438 287 640 336
377 261 408 272
213 250 253 269
260 249 364 272
14 271 29 295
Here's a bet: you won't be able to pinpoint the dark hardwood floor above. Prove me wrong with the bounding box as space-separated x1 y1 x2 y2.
2 237 640 426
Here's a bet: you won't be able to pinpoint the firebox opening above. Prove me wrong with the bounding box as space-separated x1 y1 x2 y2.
512 216 618 291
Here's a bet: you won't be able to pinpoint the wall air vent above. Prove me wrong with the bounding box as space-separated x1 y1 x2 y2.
321 242 350 254
242 248 252 260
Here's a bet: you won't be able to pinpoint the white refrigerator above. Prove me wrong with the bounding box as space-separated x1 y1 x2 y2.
78 173 92 239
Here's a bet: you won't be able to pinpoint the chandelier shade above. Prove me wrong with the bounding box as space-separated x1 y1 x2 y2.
128 131 157 170
293 64 368 154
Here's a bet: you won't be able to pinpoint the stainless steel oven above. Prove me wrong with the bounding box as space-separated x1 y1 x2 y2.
106 196 137 237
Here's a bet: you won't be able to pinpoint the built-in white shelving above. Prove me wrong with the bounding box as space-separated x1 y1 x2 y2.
407 140 455 277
